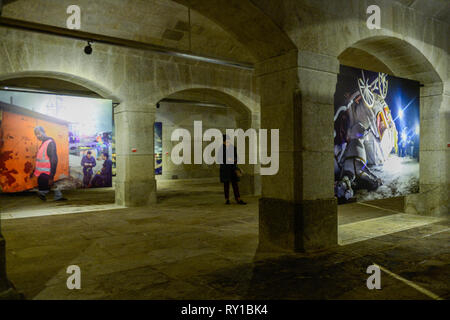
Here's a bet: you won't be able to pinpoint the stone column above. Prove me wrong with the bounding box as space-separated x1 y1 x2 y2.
252 112 262 196
114 102 157 207
444 84 450 216
0 217 9 293
257 50 339 252
405 82 449 216
235 112 261 196
0 217 21 299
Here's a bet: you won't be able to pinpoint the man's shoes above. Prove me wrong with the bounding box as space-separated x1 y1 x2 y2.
38 194 47 201
225 200 230 205
55 197 68 202
237 200 247 205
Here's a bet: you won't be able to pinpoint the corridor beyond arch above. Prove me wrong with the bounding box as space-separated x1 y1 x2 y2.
155 87 261 199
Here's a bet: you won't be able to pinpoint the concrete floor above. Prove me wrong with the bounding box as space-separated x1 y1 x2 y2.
1 180 449 300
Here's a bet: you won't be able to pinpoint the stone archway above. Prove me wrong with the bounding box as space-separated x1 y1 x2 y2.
0 71 122 198
172 0 296 61
0 0 292 298
0 71 120 298
254 33 447 252
0 71 122 102
150 87 261 201
160 1 449 253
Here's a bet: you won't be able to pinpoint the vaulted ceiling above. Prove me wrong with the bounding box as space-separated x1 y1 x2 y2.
1 0 448 64
392 0 450 22
0 0 257 63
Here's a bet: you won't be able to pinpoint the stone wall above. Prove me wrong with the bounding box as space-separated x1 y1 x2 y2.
253 0 449 217
253 0 448 252
0 27 258 206
0 219 7 292
256 50 339 252
2 0 256 64
155 101 238 180
0 0 447 257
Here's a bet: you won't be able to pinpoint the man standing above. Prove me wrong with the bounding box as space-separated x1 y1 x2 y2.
31 126 67 201
218 135 246 205
81 150 96 187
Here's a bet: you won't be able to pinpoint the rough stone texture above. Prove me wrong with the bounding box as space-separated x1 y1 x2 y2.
405 83 448 216
339 47 394 75
0 208 10 296
257 51 339 252
0 26 258 206
114 106 157 207
154 89 259 195
259 198 337 252
2 187 448 300
253 0 448 81
252 0 449 216
0 0 448 293
2 0 256 64
173 0 296 61
157 105 237 180
0 219 22 299
0 17 259 291
0 232 7 291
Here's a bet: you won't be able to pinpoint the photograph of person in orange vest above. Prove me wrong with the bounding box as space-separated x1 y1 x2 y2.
30 126 68 201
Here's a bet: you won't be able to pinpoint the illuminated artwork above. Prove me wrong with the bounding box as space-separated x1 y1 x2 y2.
155 122 162 175
334 66 420 202
0 90 113 192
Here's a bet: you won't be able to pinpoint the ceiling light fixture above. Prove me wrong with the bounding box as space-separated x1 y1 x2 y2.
84 41 93 55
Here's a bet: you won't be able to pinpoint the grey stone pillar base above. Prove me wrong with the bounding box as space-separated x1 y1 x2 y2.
0 287 24 300
0 237 23 300
405 185 448 217
115 180 157 207
259 197 338 252
239 174 256 196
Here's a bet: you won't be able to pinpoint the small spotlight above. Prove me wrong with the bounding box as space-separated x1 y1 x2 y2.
84 41 93 55
415 124 420 135
398 109 403 119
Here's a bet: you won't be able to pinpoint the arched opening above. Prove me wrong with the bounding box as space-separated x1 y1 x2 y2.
336 36 445 245
154 88 260 206
0 73 122 219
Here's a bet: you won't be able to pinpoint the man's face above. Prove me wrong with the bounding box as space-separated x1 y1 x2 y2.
35 131 45 141
102 155 107 161
87 153 91 159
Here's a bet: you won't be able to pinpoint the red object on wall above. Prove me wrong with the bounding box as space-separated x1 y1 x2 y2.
0 102 70 193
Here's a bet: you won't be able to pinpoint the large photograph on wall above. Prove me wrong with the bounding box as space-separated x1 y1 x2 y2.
0 90 114 192
334 65 420 203
154 122 162 175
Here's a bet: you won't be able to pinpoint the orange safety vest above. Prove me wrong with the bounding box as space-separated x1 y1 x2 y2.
34 139 52 177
